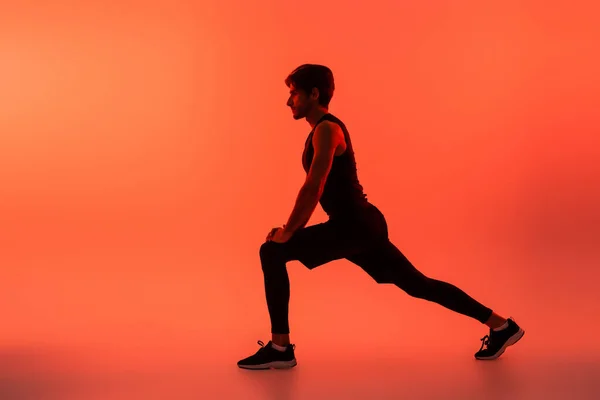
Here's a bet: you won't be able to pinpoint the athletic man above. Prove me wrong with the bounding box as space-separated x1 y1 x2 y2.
237 64 524 370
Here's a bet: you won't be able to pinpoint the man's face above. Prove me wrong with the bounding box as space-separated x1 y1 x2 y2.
286 84 314 120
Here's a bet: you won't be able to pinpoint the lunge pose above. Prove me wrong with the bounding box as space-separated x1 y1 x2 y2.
237 64 524 370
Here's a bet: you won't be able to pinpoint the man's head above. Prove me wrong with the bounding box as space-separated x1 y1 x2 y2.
285 64 335 120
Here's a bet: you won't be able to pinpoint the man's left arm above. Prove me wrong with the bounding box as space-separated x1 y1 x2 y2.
282 121 341 235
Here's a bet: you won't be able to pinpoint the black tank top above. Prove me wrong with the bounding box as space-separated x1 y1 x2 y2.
302 113 370 218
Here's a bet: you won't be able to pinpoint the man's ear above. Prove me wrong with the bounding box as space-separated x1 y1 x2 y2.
311 87 320 101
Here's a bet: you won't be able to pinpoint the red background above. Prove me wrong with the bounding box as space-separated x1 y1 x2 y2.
1 1 599 398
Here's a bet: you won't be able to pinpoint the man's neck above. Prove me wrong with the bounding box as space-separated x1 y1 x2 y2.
306 108 328 128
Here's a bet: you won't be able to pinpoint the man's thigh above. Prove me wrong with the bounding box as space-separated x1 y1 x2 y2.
346 240 419 284
264 220 371 270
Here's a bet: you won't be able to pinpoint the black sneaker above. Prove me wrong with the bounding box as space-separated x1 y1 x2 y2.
475 317 525 360
237 340 297 370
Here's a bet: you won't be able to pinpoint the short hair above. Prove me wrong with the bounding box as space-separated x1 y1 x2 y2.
285 64 335 107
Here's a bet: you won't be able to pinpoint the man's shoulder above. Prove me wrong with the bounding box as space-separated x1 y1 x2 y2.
323 114 348 131
314 119 344 138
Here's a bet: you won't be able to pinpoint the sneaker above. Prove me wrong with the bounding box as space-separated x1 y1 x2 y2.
237 340 297 370
475 317 525 360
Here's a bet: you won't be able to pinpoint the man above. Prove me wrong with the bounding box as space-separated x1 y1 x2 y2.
237 64 524 370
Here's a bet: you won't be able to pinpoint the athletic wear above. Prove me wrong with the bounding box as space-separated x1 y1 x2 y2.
237 340 297 369
260 114 493 335
475 318 525 360
260 210 493 334
302 113 369 218
240 113 516 367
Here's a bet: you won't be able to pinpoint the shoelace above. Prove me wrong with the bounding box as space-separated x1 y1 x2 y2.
478 318 517 352
479 334 491 351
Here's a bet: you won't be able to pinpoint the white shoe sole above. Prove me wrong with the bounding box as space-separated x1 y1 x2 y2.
475 328 525 360
238 359 297 370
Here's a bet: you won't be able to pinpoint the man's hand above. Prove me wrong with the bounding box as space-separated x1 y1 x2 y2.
266 225 294 243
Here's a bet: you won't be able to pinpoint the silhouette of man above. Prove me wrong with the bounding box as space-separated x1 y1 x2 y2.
237 64 524 369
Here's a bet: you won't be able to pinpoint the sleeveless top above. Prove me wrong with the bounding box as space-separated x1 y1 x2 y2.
302 113 370 218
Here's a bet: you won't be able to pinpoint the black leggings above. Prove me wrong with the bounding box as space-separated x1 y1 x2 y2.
259 205 493 334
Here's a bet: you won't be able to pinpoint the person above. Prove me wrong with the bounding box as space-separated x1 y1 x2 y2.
237 64 524 370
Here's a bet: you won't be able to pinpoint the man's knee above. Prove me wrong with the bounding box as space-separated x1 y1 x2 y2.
259 241 277 259
259 241 286 270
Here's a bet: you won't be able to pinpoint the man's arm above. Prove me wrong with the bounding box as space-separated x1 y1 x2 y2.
283 121 342 234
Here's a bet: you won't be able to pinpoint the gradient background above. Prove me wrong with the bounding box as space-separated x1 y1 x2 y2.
1 1 599 399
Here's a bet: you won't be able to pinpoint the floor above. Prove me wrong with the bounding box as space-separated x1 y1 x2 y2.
2 251 599 399
1 338 599 400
